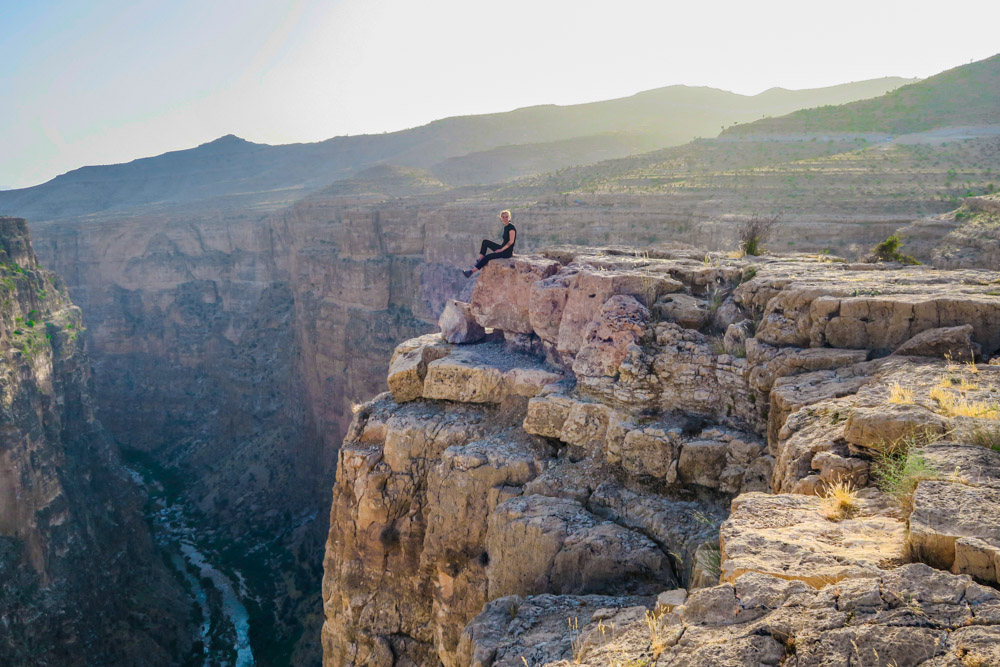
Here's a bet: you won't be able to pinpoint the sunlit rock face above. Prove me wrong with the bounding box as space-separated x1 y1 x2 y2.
323 249 1000 666
0 217 190 666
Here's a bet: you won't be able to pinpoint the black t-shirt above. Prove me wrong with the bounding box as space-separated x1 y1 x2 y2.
501 223 516 252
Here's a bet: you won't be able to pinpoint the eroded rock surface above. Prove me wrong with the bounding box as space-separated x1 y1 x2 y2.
323 248 1000 666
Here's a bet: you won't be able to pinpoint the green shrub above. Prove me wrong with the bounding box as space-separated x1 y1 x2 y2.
871 434 938 511
866 235 920 265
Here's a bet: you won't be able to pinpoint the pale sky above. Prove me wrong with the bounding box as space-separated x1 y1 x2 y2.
2 0 997 189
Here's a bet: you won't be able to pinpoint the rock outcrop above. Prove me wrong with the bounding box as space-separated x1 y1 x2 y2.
323 246 1000 666
0 218 190 665
897 194 1000 269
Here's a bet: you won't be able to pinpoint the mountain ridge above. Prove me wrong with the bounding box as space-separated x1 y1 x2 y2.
0 76 913 220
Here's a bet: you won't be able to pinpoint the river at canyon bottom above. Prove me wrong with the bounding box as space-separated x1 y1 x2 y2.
126 457 255 666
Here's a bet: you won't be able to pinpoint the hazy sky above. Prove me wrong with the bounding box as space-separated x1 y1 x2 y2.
2 0 997 189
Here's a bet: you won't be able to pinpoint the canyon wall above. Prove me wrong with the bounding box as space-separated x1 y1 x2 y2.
322 248 1000 666
0 217 190 665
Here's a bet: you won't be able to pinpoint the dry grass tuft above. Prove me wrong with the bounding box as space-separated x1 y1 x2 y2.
819 481 859 521
957 377 979 392
945 352 958 371
929 386 1000 420
888 382 914 405
645 610 668 659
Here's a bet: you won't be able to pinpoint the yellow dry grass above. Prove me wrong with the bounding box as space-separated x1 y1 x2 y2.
820 481 859 521
928 386 1000 420
645 610 667 659
887 382 914 405
958 377 979 392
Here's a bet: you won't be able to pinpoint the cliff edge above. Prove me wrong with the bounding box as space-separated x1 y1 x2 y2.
328 245 1000 666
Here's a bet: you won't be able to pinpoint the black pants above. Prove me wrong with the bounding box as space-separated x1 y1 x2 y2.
476 240 512 269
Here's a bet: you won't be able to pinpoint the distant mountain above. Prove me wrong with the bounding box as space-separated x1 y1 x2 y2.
0 78 912 220
725 54 1000 137
316 164 447 197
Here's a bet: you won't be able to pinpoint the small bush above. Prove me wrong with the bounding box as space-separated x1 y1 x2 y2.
872 437 938 511
865 235 920 265
737 214 779 256
696 541 722 581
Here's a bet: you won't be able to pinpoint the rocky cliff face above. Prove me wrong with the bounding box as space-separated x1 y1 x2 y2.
322 247 1000 666
0 217 189 665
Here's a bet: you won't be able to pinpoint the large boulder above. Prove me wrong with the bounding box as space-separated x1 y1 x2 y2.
555 266 682 357
528 270 577 345
891 323 981 361
387 334 451 402
438 299 485 344
470 256 560 334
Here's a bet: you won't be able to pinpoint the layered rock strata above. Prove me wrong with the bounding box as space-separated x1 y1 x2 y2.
324 246 1000 666
0 218 189 665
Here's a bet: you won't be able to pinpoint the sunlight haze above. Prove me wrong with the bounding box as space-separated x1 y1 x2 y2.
1 0 997 189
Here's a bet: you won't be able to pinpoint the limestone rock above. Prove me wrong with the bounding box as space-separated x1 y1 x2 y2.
588 481 725 587
572 295 650 379
424 350 507 403
656 588 688 613
423 431 554 663
843 404 947 455
387 333 451 402
723 320 751 355
559 400 614 458
528 271 576 345
486 494 677 600
720 492 904 588
891 323 981 361
456 594 653 667
523 393 576 439
619 425 682 479
421 344 562 404
470 256 561 334
677 440 728 489
909 477 1000 584
555 266 681 358
653 293 707 329
438 299 485 344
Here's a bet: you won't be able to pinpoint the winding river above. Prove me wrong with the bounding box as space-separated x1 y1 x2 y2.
127 462 255 666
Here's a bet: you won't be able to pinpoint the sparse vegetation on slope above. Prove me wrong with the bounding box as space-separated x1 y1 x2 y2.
724 53 1000 136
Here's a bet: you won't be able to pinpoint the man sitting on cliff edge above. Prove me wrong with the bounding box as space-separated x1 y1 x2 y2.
463 209 516 277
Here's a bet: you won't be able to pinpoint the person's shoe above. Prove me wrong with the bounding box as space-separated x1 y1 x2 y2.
462 269 473 278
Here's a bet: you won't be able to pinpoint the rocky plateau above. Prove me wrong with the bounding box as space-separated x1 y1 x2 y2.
323 247 1000 666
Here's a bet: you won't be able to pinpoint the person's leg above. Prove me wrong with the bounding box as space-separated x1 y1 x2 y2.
475 250 504 270
479 239 501 256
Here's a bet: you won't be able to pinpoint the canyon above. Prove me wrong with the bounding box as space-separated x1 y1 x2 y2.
0 54 998 665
